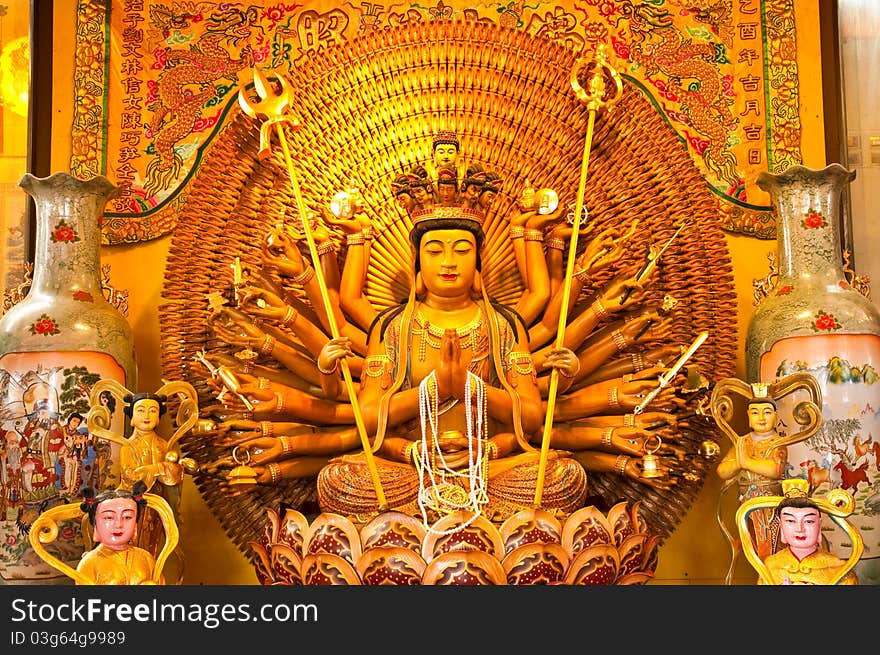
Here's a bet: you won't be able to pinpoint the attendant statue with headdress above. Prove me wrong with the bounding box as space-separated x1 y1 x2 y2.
85 379 199 567
711 374 822 582
28 480 179 585
738 478 861 585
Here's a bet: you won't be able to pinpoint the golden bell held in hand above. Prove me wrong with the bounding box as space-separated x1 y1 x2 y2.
227 446 258 493
640 435 664 479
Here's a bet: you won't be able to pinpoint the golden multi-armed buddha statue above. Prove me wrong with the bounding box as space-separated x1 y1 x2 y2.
156 21 739 578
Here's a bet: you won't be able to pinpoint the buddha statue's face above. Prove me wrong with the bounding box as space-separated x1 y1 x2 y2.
395 191 415 213
131 398 161 432
418 228 477 298
411 184 432 207
747 401 777 435
433 143 458 169
478 188 497 210
92 496 138 551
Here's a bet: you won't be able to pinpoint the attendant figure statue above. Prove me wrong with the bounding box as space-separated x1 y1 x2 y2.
28 480 179 585
87 380 199 523
85 380 198 578
710 374 822 583
738 478 862 585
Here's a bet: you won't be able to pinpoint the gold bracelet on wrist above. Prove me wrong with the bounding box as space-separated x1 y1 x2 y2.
601 427 614 448
268 462 281 484
316 359 339 375
523 229 543 242
259 335 276 357
280 435 291 456
623 413 635 427
509 226 525 240
611 329 627 352
614 455 630 476
257 376 270 389
544 237 565 250
607 386 620 408
574 268 591 284
631 351 646 372
485 441 499 460
282 306 298 328
291 266 315 285
260 421 274 438
275 392 285 413
315 241 336 257
592 298 608 320
346 233 366 246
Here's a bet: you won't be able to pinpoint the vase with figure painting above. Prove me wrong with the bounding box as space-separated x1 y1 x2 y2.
745 163 880 585
0 172 136 583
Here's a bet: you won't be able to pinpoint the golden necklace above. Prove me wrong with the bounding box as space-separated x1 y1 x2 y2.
412 305 486 361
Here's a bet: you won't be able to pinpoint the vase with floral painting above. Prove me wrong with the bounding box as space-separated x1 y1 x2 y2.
745 163 880 585
0 172 136 583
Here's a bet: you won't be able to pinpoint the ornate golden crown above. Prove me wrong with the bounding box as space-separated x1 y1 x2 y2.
395 132 504 231
409 204 486 227
750 382 770 398
781 477 810 498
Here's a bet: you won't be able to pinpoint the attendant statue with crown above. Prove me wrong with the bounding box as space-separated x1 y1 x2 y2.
738 478 862 585
710 374 822 583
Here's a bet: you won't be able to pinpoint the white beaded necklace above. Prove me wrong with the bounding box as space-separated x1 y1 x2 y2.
415 370 489 535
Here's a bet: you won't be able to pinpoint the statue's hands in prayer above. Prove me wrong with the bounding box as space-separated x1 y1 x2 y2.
436 329 468 401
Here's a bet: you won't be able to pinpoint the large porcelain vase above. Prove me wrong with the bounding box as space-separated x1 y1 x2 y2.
0 172 136 583
745 163 880 585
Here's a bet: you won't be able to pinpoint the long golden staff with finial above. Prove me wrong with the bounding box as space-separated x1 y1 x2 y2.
238 68 387 510
534 45 623 507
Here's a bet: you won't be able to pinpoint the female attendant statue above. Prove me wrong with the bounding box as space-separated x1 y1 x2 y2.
28 480 178 585
85 380 199 579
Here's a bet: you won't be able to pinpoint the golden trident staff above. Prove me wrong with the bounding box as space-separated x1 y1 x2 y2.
238 67 387 510
534 44 623 507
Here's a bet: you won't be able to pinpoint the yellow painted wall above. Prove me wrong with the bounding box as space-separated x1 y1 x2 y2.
45 1 830 584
